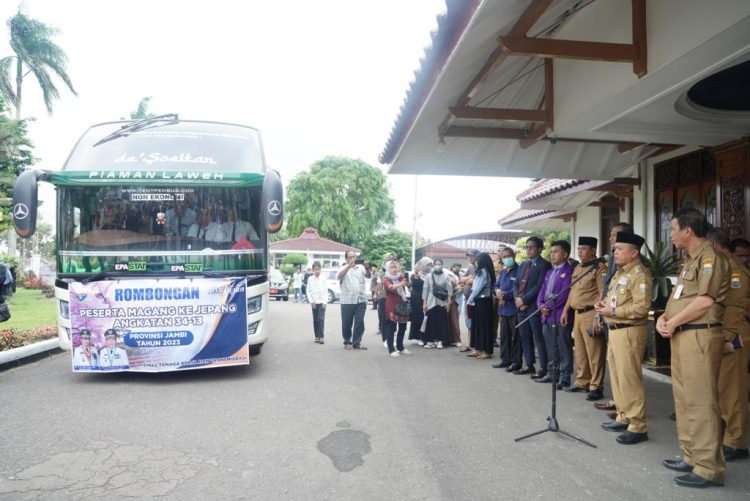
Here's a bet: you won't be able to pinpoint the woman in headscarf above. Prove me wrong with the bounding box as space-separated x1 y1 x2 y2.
408 257 432 344
422 258 454 349
446 264 463 346
466 252 497 359
383 260 411 357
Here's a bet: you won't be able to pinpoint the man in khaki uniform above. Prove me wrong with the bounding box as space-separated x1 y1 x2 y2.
595 232 652 445
707 228 750 462
656 208 730 488
561 236 608 400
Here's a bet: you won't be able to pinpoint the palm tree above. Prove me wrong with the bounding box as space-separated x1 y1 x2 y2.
0 10 77 119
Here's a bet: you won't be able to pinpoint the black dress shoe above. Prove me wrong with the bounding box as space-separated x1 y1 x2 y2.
530 370 547 380
535 376 553 383
563 385 587 393
492 362 511 369
601 421 628 432
586 388 604 401
674 472 722 488
616 431 648 444
505 364 520 373
555 382 568 390
723 445 750 461
513 366 535 375
662 459 692 472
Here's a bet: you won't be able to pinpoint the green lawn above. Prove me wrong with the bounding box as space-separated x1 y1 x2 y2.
4 288 58 331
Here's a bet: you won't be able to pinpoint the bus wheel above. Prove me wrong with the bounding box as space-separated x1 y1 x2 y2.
249 344 263 356
327 290 335 304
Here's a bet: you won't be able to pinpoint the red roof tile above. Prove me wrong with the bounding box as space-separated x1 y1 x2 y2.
270 228 360 253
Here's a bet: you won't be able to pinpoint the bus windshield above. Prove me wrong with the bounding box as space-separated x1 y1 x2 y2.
57 185 266 274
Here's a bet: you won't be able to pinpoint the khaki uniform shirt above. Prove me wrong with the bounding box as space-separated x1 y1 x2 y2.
722 256 750 343
603 260 652 326
568 262 607 310
665 241 729 325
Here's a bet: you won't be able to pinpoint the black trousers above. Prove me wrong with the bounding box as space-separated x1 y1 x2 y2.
377 298 387 340
498 314 520 365
311 304 326 339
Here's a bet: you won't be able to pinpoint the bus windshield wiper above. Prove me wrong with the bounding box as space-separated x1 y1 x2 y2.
83 265 119 284
93 114 179 147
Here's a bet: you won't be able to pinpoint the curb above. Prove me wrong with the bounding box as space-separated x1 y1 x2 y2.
0 338 61 370
642 367 672 384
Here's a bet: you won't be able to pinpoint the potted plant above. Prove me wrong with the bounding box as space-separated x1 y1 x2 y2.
641 241 680 310
641 241 679 365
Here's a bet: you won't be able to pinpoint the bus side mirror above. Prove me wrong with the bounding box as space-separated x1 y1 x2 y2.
263 169 283 233
12 169 42 239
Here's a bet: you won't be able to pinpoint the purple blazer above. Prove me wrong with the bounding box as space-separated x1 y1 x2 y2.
536 262 574 325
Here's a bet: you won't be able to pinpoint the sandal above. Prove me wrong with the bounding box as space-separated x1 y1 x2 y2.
476 353 492 359
466 351 479 357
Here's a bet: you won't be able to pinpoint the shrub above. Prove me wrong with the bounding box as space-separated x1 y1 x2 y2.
0 325 57 352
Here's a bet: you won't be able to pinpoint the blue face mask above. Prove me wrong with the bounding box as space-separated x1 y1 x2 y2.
502 257 515 267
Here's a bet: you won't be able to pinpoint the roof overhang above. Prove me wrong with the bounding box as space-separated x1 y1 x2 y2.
381 0 750 179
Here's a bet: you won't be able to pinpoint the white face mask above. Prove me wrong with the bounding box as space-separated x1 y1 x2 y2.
434 266 443 273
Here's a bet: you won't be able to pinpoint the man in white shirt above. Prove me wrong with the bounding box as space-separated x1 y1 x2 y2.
98 329 130 369
72 328 99 370
337 250 371 349
166 203 196 237
306 262 328 344
187 210 223 242
220 208 259 243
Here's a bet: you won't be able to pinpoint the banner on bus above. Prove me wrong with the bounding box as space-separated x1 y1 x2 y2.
69 277 249 372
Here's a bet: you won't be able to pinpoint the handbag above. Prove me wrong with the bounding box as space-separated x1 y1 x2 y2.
431 275 449 301
394 300 411 318
0 303 10 322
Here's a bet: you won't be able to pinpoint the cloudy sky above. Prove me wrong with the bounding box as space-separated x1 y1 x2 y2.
1 0 529 242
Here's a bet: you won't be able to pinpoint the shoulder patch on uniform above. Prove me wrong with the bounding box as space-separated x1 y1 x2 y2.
731 273 741 289
639 283 646 293
702 262 713 274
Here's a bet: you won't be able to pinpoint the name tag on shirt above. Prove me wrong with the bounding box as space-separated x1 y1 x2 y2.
673 284 684 299
617 276 628 286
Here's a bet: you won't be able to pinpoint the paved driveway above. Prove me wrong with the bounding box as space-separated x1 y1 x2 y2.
0 301 748 499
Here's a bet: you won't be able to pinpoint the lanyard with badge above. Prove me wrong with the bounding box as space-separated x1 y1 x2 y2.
610 275 628 309
673 264 689 299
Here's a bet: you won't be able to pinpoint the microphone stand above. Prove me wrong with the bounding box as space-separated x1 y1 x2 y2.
514 260 602 448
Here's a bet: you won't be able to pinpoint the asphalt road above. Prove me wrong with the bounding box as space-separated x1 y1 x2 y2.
1 301 748 500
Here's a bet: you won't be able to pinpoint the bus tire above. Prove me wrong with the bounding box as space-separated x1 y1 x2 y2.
249 343 263 356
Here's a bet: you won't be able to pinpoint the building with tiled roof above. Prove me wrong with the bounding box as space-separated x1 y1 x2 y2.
269 228 360 269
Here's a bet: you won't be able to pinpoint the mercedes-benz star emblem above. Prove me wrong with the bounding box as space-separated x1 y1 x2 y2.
13 203 29 220
267 200 281 217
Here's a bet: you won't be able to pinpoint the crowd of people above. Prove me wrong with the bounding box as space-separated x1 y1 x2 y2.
296 210 749 489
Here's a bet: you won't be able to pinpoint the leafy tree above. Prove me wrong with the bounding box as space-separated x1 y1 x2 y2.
269 226 289 243
280 263 295 277
285 156 395 245
281 253 307 267
129 96 155 120
0 10 77 118
0 95 35 232
357 228 412 270
514 230 571 262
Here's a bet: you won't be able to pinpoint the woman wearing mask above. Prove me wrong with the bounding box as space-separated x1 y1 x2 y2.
408 257 432 345
383 260 411 357
422 259 454 349
467 252 497 359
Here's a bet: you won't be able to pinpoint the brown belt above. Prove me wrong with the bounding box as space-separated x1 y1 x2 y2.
674 323 722 333
575 305 595 314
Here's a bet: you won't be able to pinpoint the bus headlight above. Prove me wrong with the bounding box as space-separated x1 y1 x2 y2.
60 300 70 319
247 295 262 315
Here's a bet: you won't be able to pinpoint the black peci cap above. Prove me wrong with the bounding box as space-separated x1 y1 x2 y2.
616 232 645 248
578 236 598 248
104 329 118 339
79 328 91 338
